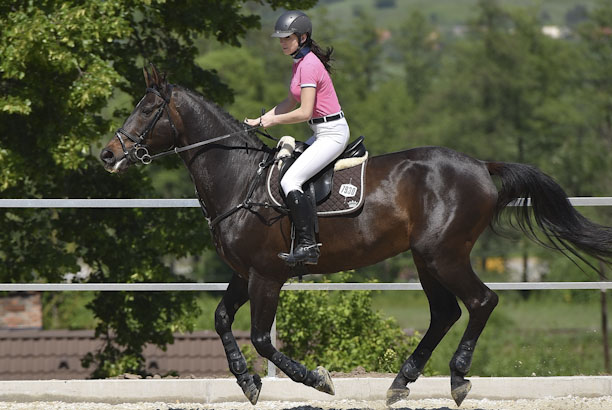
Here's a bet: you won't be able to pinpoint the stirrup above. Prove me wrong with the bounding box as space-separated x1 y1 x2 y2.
278 244 320 266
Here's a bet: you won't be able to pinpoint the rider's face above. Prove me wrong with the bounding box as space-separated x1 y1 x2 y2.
279 34 306 55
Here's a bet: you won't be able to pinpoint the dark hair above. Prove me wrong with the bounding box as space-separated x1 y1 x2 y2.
309 39 334 73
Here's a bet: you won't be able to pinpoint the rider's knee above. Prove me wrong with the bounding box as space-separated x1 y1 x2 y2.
280 176 303 196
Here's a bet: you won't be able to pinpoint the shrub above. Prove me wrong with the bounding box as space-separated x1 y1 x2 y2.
276 273 423 373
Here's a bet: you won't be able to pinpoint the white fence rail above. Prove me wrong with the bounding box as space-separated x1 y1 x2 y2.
0 282 609 292
1 197 611 377
2 197 612 208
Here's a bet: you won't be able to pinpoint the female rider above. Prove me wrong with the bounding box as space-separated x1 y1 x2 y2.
245 10 350 267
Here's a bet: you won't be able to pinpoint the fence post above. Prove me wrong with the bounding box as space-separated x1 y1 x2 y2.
600 262 611 373
267 315 277 377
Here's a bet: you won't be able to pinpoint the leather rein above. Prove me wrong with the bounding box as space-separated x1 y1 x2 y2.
115 85 276 165
114 85 286 229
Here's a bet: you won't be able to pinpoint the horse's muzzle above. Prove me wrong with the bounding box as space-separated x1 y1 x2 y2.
100 148 131 173
100 148 116 166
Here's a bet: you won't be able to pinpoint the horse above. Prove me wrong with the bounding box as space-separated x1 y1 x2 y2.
100 65 612 407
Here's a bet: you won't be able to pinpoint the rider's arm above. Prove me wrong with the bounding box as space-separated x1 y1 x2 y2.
245 88 315 128
261 87 315 127
245 93 296 127
271 94 298 116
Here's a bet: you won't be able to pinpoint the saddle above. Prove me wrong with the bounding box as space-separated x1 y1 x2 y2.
266 136 368 216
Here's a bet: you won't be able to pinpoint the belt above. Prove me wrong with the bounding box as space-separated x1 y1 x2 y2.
308 111 344 125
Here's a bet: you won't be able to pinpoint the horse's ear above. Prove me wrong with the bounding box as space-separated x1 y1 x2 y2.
145 63 168 90
149 63 163 87
143 66 152 88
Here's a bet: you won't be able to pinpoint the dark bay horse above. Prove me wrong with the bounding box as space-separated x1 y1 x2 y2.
100 66 612 406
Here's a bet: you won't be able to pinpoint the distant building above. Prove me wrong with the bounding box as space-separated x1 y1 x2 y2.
0 292 42 330
0 329 252 380
452 25 468 37
0 293 255 379
505 257 548 282
541 25 570 39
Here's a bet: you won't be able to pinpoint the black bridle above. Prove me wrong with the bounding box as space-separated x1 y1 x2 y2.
113 86 286 227
115 86 277 165
115 86 178 165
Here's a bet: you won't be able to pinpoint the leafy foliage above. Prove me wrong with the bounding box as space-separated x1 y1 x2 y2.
3 0 612 379
276 273 422 373
0 0 310 378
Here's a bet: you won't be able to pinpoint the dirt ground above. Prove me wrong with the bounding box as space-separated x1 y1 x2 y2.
0 396 611 410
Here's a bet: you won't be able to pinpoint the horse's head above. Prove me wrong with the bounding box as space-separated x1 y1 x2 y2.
100 64 178 173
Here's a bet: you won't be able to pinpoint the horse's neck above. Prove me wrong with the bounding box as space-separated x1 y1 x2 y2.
177 90 268 218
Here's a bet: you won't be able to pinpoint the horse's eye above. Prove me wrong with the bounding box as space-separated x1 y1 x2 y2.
142 108 153 115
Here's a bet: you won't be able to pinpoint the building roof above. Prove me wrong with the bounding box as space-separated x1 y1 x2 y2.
0 329 252 380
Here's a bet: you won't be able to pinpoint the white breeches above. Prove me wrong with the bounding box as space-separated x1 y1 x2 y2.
280 117 350 195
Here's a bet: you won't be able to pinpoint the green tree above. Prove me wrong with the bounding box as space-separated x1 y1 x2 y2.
406 1 598 283
395 10 442 105
0 0 313 378
573 0 612 196
414 1 573 163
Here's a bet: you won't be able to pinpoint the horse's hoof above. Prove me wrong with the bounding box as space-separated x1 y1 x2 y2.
386 386 410 406
313 366 335 395
239 374 262 405
451 379 472 407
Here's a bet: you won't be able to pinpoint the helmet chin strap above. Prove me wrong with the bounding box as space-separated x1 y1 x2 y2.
291 35 311 60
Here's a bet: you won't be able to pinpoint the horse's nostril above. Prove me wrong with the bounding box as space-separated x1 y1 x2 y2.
100 148 115 164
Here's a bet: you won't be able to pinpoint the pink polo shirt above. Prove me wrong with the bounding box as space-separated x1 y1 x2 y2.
290 52 342 119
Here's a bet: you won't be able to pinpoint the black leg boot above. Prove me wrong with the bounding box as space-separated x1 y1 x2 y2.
279 190 320 266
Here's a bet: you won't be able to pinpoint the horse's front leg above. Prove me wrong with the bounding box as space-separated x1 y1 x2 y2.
248 272 335 398
214 274 261 404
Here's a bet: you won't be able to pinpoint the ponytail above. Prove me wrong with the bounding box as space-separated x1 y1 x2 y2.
309 39 334 74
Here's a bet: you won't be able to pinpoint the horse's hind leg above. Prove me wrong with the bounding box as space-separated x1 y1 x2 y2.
214 274 260 404
248 272 335 397
387 254 462 405
445 267 498 406
416 251 498 406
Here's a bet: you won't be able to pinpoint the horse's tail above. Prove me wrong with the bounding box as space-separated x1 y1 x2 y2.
486 161 612 268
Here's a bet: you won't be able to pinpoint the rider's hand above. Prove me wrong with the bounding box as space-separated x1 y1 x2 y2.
245 114 275 128
244 117 261 127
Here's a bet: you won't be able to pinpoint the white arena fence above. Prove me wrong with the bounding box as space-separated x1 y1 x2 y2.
1 197 611 377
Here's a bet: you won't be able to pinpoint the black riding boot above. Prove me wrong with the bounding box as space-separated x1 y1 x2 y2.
279 190 320 266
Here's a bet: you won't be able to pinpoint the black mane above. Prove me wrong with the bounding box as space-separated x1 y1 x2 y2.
176 85 268 150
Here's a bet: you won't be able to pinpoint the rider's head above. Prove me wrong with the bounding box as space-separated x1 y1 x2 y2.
271 10 312 58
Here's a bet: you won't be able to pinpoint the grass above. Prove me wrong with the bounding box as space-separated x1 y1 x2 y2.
193 292 251 331
42 288 610 376
189 288 611 376
43 292 98 330
370 290 611 331
371 290 611 376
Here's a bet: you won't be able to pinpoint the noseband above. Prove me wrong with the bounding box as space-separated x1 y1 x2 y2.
114 86 178 165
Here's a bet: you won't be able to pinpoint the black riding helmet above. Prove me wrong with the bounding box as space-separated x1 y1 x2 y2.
271 10 312 40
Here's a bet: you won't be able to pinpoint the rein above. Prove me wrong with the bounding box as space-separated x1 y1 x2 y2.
115 85 278 165
148 126 274 162
116 85 286 229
